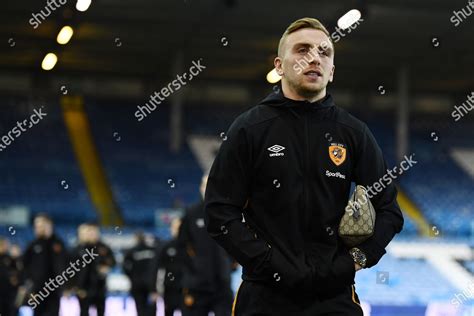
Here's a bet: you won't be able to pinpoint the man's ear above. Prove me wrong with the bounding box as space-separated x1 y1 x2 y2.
329 65 335 83
274 57 283 76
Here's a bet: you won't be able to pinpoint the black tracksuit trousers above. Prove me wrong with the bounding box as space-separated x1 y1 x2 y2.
232 281 364 316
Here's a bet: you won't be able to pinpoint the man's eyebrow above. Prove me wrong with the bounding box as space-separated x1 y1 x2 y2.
293 42 333 53
293 43 312 49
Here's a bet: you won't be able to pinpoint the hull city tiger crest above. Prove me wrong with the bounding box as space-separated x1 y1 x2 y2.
329 143 347 166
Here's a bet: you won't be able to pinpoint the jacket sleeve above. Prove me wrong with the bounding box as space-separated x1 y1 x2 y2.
20 244 32 284
122 250 133 278
105 245 116 267
73 247 88 289
155 245 166 295
205 118 311 290
50 237 68 290
149 243 163 292
177 211 195 274
352 124 404 267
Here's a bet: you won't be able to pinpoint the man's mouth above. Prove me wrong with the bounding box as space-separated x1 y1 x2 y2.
304 69 323 79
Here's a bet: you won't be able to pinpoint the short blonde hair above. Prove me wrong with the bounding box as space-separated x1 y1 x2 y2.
278 17 332 56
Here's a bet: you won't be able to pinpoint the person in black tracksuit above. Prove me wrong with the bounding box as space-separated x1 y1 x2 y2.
123 232 162 316
180 175 234 316
72 223 115 316
205 18 404 316
158 218 185 316
22 214 68 316
0 238 21 316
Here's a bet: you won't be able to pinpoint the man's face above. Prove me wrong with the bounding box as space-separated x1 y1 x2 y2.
200 175 208 199
78 224 89 243
87 226 100 243
34 217 53 239
170 218 182 238
0 239 9 254
275 28 335 99
10 245 21 258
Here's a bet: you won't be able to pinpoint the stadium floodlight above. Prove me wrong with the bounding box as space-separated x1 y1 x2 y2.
337 9 362 30
266 68 281 84
41 53 58 71
76 0 92 12
57 26 74 45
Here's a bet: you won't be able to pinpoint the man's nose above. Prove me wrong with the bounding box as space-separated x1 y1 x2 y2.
308 48 321 65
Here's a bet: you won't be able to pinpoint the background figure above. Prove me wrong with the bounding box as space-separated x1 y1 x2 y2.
179 175 234 316
71 223 116 316
0 238 21 316
123 232 162 316
21 214 68 316
158 218 185 316
10 243 23 315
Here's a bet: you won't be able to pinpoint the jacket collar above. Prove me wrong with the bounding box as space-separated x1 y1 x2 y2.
260 87 334 109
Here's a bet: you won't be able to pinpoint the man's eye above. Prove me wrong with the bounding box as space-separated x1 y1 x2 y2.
318 49 329 56
298 48 308 53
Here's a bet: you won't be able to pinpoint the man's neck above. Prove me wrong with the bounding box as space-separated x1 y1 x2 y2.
281 82 326 103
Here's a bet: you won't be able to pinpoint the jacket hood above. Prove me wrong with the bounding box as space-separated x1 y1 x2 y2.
260 87 334 109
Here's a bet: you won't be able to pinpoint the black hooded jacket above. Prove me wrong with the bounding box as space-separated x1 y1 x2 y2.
179 200 233 293
123 240 162 292
22 234 68 294
205 90 404 296
71 241 115 297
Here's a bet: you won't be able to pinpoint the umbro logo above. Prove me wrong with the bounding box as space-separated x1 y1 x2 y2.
268 144 285 157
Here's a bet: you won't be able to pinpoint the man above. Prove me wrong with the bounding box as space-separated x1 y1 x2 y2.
10 243 24 313
205 17 404 315
72 223 115 316
22 213 68 316
158 218 185 316
180 175 234 316
0 238 21 316
123 232 162 316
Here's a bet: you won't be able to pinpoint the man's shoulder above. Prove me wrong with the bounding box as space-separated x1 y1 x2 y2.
162 238 176 249
333 106 367 135
230 103 280 130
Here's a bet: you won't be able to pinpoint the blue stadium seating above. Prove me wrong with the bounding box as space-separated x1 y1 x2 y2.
0 98 96 225
360 113 474 237
85 100 203 227
355 252 459 305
